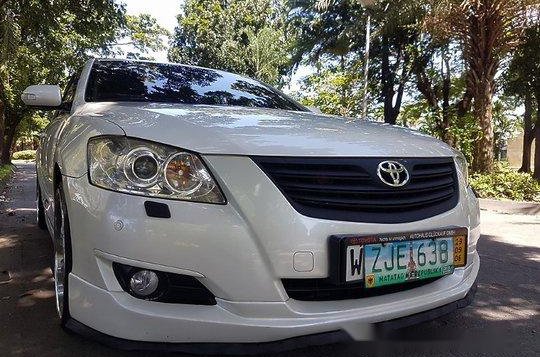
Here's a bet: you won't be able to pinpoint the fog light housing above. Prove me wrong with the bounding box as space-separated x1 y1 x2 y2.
129 270 159 297
113 262 216 305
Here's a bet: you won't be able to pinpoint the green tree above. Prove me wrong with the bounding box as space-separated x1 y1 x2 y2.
410 37 474 147
0 1 166 164
109 14 170 60
369 0 425 125
427 0 534 173
492 98 522 161
168 0 292 85
13 112 48 151
505 17 540 178
398 73 481 164
0 0 125 163
297 61 365 117
288 0 364 62
289 0 425 124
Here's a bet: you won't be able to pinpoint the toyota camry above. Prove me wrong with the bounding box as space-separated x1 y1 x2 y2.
22 59 480 350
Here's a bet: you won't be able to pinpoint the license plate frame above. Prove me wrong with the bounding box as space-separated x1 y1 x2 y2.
328 227 468 286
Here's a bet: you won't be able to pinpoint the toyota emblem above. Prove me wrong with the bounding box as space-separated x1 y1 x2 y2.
377 161 409 187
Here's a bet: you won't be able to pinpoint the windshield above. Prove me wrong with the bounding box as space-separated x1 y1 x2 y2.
85 60 306 111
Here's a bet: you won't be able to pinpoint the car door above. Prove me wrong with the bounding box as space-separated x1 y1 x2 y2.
38 74 79 225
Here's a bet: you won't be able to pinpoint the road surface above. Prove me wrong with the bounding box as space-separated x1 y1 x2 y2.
0 163 538 356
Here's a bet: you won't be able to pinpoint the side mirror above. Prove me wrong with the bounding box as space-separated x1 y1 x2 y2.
21 85 62 108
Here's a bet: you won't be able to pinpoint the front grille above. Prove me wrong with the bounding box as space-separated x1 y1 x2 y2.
252 157 459 223
282 278 440 301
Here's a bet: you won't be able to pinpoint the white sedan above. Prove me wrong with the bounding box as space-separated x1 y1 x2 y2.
23 59 480 350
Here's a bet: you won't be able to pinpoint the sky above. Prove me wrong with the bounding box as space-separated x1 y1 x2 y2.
122 0 307 93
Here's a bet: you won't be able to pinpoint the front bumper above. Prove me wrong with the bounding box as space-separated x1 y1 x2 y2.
67 253 478 343
63 155 481 343
65 281 477 354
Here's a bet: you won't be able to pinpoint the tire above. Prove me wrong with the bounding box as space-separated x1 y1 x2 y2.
54 181 72 327
36 182 47 230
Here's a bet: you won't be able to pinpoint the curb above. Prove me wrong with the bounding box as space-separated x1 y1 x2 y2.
479 198 540 216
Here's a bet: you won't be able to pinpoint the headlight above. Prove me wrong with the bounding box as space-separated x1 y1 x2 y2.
455 155 469 186
87 136 225 204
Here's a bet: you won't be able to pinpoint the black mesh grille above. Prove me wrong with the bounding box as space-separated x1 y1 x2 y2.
282 278 440 301
252 157 459 223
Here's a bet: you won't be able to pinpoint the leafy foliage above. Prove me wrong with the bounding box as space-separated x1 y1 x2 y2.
0 0 126 163
504 16 540 176
289 0 427 124
0 163 12 184
108 14 170 59
287 0 365 61
425 0 534 173
470 162 540 201
297 62 365 117
12 150 35 160
505 19 540 99
399 96 520 165
492 98 522 157
0 1 166 163
168 0 292 85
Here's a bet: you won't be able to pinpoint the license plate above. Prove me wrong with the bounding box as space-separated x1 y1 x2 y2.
329 228 468 287
363 238 454 288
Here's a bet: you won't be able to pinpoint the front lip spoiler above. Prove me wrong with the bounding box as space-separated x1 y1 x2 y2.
64 321 351 355
377 279 477 332
65 280 477 355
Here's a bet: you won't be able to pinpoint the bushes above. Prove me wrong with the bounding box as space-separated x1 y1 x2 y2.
12 150 36 160
470 162 540 202
0 164 13 186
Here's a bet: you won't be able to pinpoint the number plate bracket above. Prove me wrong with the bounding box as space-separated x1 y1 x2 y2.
328 227 468 285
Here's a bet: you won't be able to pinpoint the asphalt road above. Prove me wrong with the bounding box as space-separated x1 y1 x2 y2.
0 163 538 357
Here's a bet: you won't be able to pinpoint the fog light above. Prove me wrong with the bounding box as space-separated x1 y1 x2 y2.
129 270 159 297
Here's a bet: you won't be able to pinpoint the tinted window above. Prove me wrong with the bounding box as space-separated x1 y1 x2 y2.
85 60 306 111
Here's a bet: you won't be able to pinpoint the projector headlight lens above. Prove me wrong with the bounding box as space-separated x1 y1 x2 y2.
124 149 159 187
132 154 158 181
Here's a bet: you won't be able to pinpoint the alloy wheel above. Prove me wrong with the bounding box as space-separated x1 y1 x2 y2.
54 198 67 319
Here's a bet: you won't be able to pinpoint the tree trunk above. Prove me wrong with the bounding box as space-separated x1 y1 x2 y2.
471 80 494 173
457 73 474 118
519 94 534 173
0 104 4 163
0 123 16 164
0 80 5 162
533 96 540 181
392 52 409 125
381 35 395 124
534 126 540 181
441 55 453 146
339 55 346 112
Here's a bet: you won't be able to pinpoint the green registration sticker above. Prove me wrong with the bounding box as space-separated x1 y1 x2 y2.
363 238 454 288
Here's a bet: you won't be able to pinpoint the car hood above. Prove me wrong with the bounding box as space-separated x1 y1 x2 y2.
79 103 456 157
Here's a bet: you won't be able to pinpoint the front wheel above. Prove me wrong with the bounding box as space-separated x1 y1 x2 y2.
54 182 72 327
